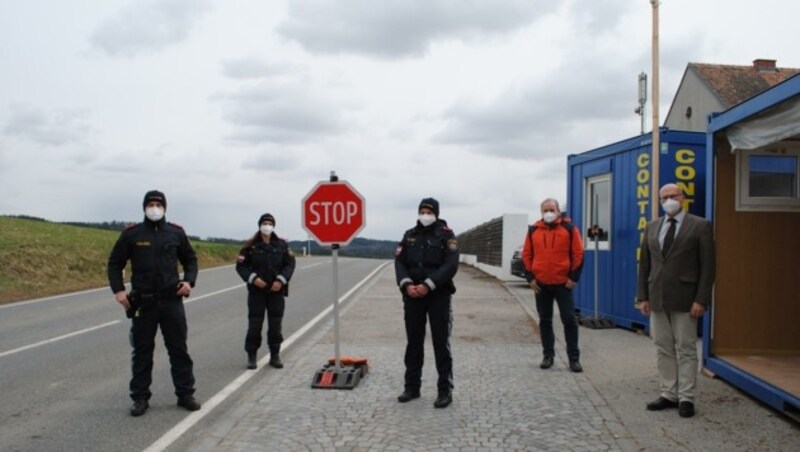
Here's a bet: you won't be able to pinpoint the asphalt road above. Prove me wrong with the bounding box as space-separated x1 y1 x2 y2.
0 256 388 452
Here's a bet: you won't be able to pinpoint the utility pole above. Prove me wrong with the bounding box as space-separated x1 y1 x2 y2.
650 0 661 220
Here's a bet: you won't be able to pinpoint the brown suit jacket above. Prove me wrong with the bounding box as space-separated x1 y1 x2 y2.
637 213 716 312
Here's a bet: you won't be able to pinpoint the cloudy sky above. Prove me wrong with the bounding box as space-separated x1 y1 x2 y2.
1 0 798 243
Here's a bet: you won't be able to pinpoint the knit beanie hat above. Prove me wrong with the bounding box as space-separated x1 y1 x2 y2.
142 190 167 209
418 197 440 217
258 213 276 225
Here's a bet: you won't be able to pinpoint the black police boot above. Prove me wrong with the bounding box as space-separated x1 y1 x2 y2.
397 389 421 403
269 348 283 369
540 356 554 369
177 396 201 411
130 399 149 417
247 353 257 370
434 392 452 408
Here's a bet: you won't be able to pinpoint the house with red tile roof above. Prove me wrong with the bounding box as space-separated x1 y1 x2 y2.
665 59 800 131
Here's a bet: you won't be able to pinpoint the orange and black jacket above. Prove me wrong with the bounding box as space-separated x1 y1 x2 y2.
521 218 584 285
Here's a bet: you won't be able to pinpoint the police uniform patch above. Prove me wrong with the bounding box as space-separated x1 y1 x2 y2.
136 241 151 247
287 248 294 257
395 245 403 256
447 239 458 251
237 254 245 263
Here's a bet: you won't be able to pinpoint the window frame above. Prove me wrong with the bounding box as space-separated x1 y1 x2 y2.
735 143 800 212
583 174 612 250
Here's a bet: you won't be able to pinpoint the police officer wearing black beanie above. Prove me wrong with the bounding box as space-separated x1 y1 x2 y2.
236 213 296 370
107 190 201 416
394 197 459 408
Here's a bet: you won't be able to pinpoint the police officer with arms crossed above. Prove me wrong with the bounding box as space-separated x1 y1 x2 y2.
107 190 201 417
236 213 296 370
395 198 459 408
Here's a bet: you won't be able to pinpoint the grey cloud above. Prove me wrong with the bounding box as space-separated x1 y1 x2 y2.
220 83 347 145
3 104 90 146
435 47 648 159
90 0 212 57
221 58 298 80
241 151 299 172
278 0 556 58
573 0 630 35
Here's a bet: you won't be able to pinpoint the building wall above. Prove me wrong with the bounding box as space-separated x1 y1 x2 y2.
665 70 725 132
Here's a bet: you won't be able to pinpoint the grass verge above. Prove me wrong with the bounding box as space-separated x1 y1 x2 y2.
0 216 240 304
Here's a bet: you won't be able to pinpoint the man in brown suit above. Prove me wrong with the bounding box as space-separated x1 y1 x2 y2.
637 183 715 418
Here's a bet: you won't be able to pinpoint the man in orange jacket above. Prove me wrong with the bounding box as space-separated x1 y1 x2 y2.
522 198 585 372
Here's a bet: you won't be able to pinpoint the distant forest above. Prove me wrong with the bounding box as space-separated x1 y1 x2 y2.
4 216 396 259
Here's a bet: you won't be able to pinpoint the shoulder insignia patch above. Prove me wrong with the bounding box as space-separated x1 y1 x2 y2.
236 254 245 263
395 245 403 256
447 239 458 251
287 248 294 257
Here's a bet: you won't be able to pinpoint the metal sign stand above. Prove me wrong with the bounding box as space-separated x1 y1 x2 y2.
311 171 368 389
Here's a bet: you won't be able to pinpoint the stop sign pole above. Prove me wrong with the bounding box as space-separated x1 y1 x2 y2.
303 171 368 389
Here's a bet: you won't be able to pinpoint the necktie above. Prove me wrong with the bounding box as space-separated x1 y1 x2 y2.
662 218 677 257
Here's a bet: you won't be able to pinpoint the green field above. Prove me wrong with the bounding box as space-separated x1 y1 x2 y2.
0 216 241 304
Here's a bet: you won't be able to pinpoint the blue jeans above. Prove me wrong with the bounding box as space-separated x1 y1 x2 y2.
535 284 580 362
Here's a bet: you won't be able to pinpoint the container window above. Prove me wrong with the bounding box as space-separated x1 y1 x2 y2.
584 174 611 249
736 145 800 211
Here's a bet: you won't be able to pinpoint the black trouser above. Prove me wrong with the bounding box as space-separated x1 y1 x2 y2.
403 290 453 394
245 289 285 355
535 284 580 361
129 297 195 401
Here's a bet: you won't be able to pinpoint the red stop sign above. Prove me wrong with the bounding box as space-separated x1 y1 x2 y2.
302 180 366 245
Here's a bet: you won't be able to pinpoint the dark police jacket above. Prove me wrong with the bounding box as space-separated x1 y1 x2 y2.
107 218 198 296
235 234 296 295
395 219 459 296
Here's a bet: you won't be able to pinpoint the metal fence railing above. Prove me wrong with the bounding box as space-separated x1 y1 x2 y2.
457 216 503 267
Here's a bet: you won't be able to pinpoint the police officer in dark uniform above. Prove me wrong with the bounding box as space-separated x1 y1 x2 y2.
395 198 459 408
107 190 201 417
236 213 296 370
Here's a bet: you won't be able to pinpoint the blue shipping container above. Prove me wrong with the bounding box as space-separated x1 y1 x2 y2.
566 128 706 331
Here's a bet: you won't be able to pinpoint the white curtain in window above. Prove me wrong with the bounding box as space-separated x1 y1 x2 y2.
727 95 800 151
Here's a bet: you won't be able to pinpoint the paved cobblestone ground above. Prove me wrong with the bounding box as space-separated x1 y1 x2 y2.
188 264 799 452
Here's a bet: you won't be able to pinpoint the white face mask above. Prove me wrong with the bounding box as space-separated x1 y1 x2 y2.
542 212 558 223
661 198 682 216
260 224 274 236
145 206 165 222
418 214 436 227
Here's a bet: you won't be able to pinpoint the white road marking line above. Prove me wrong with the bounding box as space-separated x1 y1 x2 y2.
143 261 391 452
183 284 244 304
0 265 236 309
0 262 329 357
0 284 244 358
0 320 121 358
